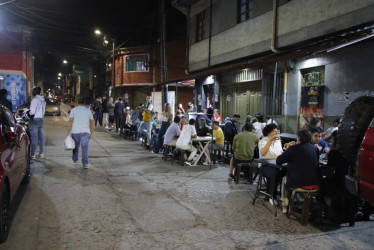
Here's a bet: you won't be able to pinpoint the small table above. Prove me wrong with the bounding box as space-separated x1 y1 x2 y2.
191 136 216 166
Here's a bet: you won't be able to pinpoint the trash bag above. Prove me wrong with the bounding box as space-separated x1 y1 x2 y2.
64 135 75 151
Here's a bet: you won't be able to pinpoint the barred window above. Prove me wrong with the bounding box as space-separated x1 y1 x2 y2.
196 10 206 42
263 74 284 115
124 54 149 72
238 0 254 23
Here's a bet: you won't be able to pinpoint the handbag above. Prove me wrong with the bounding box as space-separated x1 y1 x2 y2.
64 135 75 150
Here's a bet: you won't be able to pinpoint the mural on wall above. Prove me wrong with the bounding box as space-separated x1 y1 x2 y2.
299 86 325 129
2 73 27 111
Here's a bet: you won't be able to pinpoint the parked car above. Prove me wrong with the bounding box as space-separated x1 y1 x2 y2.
45 98 61 116
63 94 73 103
338 96 374 223
0 105 30 243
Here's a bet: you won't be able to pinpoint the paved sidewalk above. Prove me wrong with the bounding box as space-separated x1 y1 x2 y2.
1 114 374 249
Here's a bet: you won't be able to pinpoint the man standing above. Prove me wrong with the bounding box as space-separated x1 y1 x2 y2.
0 89 12 111
29 86 46 159
228 123 259 183
114 97 124 133
67 97 94 169
137 96 153 148
176 118 198 165
107 97 115 130
93 96 103 127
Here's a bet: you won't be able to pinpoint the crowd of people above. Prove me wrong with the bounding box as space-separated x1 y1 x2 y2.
82 95 347 219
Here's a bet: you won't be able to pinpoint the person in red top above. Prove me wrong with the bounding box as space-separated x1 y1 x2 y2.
212 109 222 124
179 116 187 130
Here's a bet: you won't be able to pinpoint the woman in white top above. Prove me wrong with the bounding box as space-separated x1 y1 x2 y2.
253 113 266 138
258 124 285 204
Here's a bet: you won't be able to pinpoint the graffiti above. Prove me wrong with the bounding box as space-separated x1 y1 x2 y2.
10 82 19 101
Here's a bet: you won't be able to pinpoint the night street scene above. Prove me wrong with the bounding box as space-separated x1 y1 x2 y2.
0 0 374 249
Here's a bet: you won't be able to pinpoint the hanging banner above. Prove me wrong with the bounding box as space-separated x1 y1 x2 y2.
298 86 325 129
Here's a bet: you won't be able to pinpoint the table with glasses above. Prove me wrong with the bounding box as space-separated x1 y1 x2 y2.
191 136 216 166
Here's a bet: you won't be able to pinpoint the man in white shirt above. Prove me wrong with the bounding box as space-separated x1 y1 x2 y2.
29 86 46 159
67 97 94 168
176 118 198 165
264 115 278 125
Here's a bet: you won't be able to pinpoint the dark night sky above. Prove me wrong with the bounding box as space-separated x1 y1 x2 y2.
0 0 186 86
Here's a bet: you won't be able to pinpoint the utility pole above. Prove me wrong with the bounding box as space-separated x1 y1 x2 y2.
160 0 168 106
112 40 116 98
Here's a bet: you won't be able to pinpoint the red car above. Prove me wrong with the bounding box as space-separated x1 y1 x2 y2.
0 105 30 243
357 118 374 205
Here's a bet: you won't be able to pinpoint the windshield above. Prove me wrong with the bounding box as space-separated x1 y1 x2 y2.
46 99 59 105
370 118 374 128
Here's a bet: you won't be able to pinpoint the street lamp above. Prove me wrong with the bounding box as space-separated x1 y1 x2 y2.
63 59 68 64
94 29 116 97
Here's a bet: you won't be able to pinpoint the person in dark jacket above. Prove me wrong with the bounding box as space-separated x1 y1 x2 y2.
276 129 320 213
195 109 212 131
114 97 124 133
0 89 12 111
223 114 240 144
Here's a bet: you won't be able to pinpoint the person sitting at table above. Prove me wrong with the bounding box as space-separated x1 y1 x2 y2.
323 118 340 147
224 113 240 146
264 115 278 125
253 113 266 138
201 120 225 165
197 118 211 137
228 123 259 183
195 109 212 131
163 116 181 147
310 127 330 154
153 103 173 153
276 129 320 214
212 109 222 124
259 123 284 205
241 115 253 132
176 118 198 166
179 116 187 131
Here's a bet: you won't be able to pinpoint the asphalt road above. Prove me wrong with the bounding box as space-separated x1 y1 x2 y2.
1 103 374 249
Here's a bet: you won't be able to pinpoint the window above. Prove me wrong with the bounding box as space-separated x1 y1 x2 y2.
124 54 149 72
263 74 284 115
196 10 206 42
238 0 254 23
301 66 325 86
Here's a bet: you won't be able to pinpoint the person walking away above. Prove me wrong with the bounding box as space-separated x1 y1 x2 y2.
29 86 46 159
93 97 103 127
153 103 173 153
67 97 94 169
228 123 259 182
107 97 115 130
176 118 198 166
102 97 108 128
137 96 153 148
0 89 12 111
115 97 124 133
